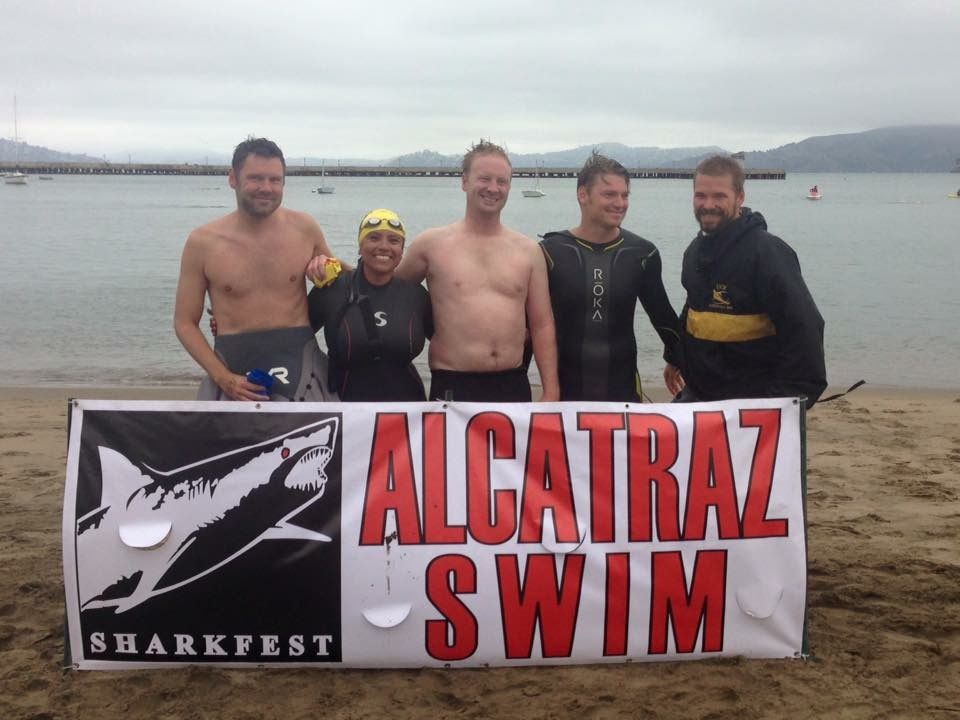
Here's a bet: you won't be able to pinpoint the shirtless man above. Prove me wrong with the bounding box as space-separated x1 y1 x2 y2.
395 140 559 401
174 137 335 401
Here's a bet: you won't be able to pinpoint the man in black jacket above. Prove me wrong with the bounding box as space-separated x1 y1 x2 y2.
675 155 827 408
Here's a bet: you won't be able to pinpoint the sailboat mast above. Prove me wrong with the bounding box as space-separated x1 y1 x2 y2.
4 94 29 183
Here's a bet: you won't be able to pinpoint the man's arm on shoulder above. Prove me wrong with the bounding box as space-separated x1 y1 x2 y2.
526 241 560 401
298 211 353 282
394 230 433 283
173 232 266 401
297 210 334 258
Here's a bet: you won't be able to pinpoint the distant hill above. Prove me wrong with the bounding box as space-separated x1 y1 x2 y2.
735 126 960 172
516 143 727 169
391 149 460 167
9 125 960 172
0 138 98 163
395 128 960 173
391 143 724 169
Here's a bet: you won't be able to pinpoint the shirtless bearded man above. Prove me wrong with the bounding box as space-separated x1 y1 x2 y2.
395 140 560 401
174 137 335 401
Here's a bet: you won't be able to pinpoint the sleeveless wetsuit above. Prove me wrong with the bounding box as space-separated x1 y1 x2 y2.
197 326 336 401
308 268 432 401
540 230 681 402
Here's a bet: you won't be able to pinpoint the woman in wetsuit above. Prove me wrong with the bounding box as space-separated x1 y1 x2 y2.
308 209 432 401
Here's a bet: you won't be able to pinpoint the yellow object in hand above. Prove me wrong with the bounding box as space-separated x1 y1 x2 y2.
312 258 342 288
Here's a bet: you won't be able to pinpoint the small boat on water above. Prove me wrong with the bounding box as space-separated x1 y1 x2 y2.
522 161 546 198
4 95 28 185
807 185 822 200
38 175 54 181
312 161 335 194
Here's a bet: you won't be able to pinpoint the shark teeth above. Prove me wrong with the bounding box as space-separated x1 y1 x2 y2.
285 446 333 491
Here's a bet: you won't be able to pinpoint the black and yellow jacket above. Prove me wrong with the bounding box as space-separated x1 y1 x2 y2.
679 208 826 408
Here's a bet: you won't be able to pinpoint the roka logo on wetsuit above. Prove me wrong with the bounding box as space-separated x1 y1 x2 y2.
591 268 605 322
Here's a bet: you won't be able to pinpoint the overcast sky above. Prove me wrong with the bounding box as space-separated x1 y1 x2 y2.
2 0 957 161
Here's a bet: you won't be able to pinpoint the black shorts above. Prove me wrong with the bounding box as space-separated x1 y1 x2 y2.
429 367 532 402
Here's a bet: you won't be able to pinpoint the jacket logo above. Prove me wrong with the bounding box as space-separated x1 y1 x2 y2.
710 284 732 310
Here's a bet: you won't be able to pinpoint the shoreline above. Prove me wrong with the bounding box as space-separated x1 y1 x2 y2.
0 384 960 410
1 383 956 404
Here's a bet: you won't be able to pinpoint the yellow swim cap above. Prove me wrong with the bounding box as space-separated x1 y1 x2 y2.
358 208 405 246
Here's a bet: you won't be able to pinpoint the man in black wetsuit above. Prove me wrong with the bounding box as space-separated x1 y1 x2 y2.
540 151 682 402
676 154 826 408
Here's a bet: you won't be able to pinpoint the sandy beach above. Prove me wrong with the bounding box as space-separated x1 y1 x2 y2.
1 384 957 719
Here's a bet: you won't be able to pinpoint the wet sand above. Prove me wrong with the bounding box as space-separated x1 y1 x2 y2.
1 385 958 719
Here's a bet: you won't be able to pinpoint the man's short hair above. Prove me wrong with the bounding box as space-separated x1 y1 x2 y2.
462 139 511 176
232 137 286 175
694 154 745 195
577 149 630 190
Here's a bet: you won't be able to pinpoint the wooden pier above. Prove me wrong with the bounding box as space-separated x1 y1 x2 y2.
0 161 786 180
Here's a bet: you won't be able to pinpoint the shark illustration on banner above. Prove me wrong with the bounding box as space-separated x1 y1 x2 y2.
75 417 339 613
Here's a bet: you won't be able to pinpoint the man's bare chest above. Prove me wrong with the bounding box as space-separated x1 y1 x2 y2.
207 241 311 294
428 245 529 299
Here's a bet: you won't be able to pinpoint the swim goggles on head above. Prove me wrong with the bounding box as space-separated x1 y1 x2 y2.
357 208 406 245
361 216 403 231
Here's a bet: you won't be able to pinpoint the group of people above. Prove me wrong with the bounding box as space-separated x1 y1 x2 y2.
174 137 827 409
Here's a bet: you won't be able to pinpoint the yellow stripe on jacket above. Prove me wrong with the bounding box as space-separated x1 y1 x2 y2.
686 309 776 342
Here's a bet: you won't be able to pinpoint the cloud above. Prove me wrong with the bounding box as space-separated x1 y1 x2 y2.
3 0 957 160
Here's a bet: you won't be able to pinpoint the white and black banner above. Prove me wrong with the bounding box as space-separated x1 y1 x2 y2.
63 398 808 669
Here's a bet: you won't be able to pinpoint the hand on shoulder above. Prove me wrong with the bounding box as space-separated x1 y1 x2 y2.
306 256 342 287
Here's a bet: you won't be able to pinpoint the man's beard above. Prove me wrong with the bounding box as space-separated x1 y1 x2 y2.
239 193 280 217
695 207 734 233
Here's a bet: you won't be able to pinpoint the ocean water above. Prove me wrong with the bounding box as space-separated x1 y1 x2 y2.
1 172 957 390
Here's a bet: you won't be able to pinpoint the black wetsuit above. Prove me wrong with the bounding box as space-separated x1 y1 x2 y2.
678 208 826 408
540 230 681 401
308 267 432 401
